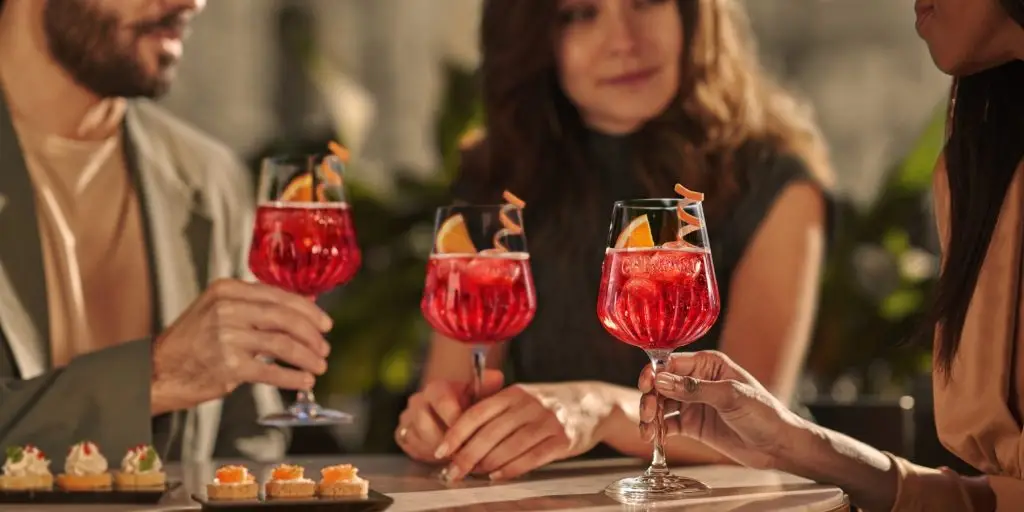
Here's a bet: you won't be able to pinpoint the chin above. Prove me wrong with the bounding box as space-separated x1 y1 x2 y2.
927 45 1012 77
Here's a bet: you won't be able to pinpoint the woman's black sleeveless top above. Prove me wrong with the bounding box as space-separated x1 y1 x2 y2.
449 132 830 455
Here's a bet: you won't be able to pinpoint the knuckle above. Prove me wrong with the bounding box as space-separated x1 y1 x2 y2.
211 301 235 324
208 279 236 298
408 393 425 408
704 350 731 364
224 352 245 372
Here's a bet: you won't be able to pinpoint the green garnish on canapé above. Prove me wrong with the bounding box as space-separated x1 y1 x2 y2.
139 446 159 472
4 446 23 464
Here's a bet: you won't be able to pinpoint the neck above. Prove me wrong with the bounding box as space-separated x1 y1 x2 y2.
0 0 125 140
582 115 643 137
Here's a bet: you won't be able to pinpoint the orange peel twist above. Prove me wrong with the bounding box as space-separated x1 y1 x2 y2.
675 183 704 249
492 190 526 252
327 141 351 163
318 141 351 191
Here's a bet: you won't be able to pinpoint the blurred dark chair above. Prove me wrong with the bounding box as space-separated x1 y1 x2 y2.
806 397 916 459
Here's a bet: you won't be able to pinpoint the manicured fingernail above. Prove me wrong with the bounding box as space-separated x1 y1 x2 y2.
655 373 678 390
444 465 461 481
434 443 449 459
489 471 503 481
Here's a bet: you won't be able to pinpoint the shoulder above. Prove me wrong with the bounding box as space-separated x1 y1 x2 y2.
732 141 828 196
725 141 833 232
713 141 833 268
127 100 251 196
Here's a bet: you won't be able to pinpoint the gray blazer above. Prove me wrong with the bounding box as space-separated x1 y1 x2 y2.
0 93 287 462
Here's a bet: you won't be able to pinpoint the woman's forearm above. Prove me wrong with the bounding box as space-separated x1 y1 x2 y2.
596 383 730 465
777 422 898 512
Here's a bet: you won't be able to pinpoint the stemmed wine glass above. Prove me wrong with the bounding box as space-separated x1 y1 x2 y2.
596 196 721 502
420 197 537 405
248 152 362 427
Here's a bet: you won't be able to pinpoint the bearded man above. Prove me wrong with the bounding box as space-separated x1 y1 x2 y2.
0 0 333 461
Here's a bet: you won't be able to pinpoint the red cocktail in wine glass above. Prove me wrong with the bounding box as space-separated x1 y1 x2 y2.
248 151 361 427
597 187 721 502
420 193 536 401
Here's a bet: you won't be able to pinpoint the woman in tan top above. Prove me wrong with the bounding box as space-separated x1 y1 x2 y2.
638 0 1024 510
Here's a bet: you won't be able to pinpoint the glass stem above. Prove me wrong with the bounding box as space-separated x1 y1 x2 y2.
297 294 321 407
646 349 671 477
472 346 487 403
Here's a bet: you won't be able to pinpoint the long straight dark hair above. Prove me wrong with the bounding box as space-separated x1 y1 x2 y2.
927 0 1024 375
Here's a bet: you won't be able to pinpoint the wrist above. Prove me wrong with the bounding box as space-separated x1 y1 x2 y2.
770 416 821 473
777 421 898 511
150 377 177 416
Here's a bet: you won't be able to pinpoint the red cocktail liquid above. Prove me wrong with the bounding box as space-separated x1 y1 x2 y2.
421 253 536 344
597 248 720 350
249 203 361 296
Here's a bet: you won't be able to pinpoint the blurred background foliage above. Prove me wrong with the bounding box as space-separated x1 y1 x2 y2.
807 106 945 393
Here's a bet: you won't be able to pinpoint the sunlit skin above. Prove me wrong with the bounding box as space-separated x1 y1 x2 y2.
555 0 682 135
914 0 1024 75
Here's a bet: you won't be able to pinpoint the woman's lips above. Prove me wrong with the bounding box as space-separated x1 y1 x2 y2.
601 68 659 87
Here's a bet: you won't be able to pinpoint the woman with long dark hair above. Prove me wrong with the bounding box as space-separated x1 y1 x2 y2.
395 0 834 481
638 0 1024 510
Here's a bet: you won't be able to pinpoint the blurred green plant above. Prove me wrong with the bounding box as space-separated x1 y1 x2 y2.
318 66 481 398
808 105 946 388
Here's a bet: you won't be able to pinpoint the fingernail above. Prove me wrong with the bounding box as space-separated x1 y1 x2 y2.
443 465 461 481
682 376 699 393
489 471 503 481
318 360 328 375
321 342 332 357
320 315 333 332
304 375 316 388
655 373 678 390
434 443 449 459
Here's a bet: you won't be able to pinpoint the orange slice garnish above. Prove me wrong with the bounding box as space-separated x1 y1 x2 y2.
271 464 304 481
320 464 357 483
615 214 656 249
493 190 526 252
436 214 478 254
280 171 343 202
215 465 249 484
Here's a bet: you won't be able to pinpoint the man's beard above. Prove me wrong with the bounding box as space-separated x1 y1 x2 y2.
43 0 182 99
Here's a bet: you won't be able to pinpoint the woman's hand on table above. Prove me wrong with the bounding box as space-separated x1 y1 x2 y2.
639 350 810 470
436 382 617 481
396 371 505 463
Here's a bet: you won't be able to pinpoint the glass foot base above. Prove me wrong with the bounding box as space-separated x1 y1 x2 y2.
604 473 711 503
258 401 353 427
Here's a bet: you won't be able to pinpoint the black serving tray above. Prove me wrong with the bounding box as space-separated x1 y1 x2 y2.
191 489 393 511
0 481 181 504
